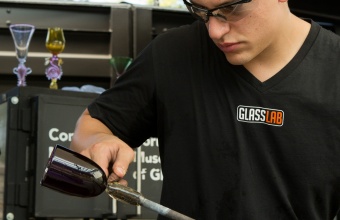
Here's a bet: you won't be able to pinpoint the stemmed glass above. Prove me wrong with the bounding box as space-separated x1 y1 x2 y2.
9 24 35 87
45 27 65 89
109 56 132 86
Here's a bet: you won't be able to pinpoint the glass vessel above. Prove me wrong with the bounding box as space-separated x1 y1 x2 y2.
9 24 35 87
45 27 65 89
110 56 132 78
40 144 194 220
109 56 132 86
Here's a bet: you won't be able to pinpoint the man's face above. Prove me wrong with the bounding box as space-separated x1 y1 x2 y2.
190 0 286 66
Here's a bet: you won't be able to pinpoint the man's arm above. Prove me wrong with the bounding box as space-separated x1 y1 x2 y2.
70 108 135 183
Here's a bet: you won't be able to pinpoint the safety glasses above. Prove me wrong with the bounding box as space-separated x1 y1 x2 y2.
183 0 254 23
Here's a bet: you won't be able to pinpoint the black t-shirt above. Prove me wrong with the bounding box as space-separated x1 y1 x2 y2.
88 20 340 219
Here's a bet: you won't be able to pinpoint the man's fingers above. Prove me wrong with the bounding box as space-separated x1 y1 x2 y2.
107 172 121 183
112 144 135 179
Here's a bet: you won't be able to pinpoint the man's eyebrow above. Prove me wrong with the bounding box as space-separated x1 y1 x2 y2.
190 0 236 8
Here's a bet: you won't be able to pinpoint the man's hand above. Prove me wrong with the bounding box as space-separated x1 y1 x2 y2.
70 109 135 184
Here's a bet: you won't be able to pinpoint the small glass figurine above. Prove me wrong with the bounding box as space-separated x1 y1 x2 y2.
45 27 65 89
9 24 35 87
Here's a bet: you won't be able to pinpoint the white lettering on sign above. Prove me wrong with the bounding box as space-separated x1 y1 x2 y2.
135 151 161 164
142 138 159 147
150 168 163 181
132 168 163 181
49 128 74 142
133 168 147 180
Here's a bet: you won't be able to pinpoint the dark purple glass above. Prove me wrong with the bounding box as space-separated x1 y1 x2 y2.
40 144 107 197
40 145 195 220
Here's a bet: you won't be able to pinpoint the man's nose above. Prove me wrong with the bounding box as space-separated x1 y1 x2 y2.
207 17 231 40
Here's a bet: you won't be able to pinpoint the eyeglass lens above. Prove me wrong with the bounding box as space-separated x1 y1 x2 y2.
184 0 254 23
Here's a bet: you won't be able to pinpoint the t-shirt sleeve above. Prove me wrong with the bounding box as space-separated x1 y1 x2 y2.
88 43 157 148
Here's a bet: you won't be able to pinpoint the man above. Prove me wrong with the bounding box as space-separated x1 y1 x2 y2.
70 0 340 219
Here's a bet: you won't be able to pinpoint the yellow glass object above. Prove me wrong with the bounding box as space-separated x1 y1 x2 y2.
46 27 65 55
45 27 65 89
49 78 58 89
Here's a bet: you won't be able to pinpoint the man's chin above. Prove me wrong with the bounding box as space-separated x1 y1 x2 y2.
225 54 247 65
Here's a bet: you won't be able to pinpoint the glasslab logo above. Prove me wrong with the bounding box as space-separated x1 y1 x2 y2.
237 105 284 126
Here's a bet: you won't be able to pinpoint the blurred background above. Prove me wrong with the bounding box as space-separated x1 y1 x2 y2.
64 0 186 8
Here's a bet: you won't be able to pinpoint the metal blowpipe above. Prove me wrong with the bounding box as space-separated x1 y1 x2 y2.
40 145 194 220
106 182 194 220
